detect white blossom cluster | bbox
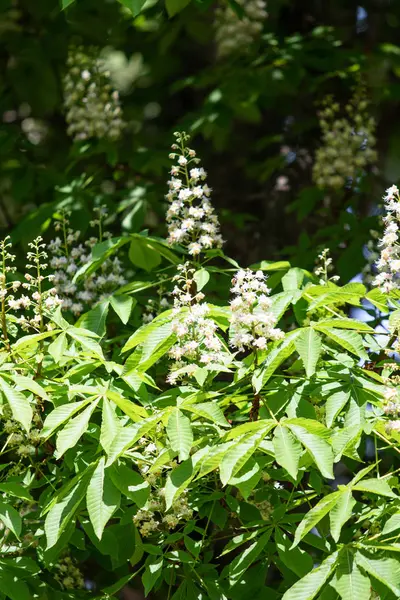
[54,556,85,591]
[63,45,124,142]
[214,0,268,58]
[229,268,283,351]
[166,132,223,256]
[0,237,63,334]
[313,88,377,190]
[382,387,400,416]
[167,264,223,383]
[373,185,400,293]
[48,211,126,316]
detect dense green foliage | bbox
[0,130,398,599]
[1,1,400,599]
[1,0,400,275]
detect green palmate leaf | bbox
[138,321,174,363]
[229,458,261,499]
[13,330,61,352]
[0,571,30,600]
[252,331,300,393]
[316,318,374,332]
[13,375,49,401]
[294,327,322,377]
[142,236,180,264]
[269,291,297,321]
[355,551,400,596]
[110,294,135,324]
[41,399,91,439]
[182,401,229,427]
[73,237,130,283]
[48,331,68,363]
[316,326,368,360]
[225,419,275,440]
[106,389,148,422]
[164,458,194,510]
[118,0,147,17]
[382,512,400,535]
[282,267,305,291]
[61,0,75,8]
[100,397,121,453]
[44,472,91,549]
[55,398,99,458]
[331,425,362,462]
[110,462,150,508]
[293,491,341,547]
[325,389,350,428]
[67,328,104,359]
[77,300,109,337]
[129,236,161,271]
[165,0,191,17]
[275,529,313,578]
[329,489,355,542]
[0,377,32,433]
[142,555,164,597]
[308,283,366,310]
[333,549,370,600]
[273,424,302,479]
[166,409,193,461]
[0,502,22,538]
[86,457,121,540]
[0,483,33,501]
[193,268,210,291]
[227,530,271,586]
[352,478,398,498]
[105,416,160,466]
[286,420,334,479]
[138,332,176,371]
[365,288,388,313]
[219,431,265,486]
[196,441,234,479]
[219,529,260,558]
[122,311,174,353]
[282,551,339,600]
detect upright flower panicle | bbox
[49,209,126,316]
[214,0,268,58]
[312,87,377,190]
[229,268,283,351]
[63,45,124,142]
[314,248,340,285]
[168,263,223,383]
[10,237,63,333]
[373,185,400,293]
[166,132,223,256]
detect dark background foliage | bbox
[1,0,399,279]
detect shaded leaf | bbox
[282,551,339,600]
[110,462,150,508]
[0,502,21,538]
